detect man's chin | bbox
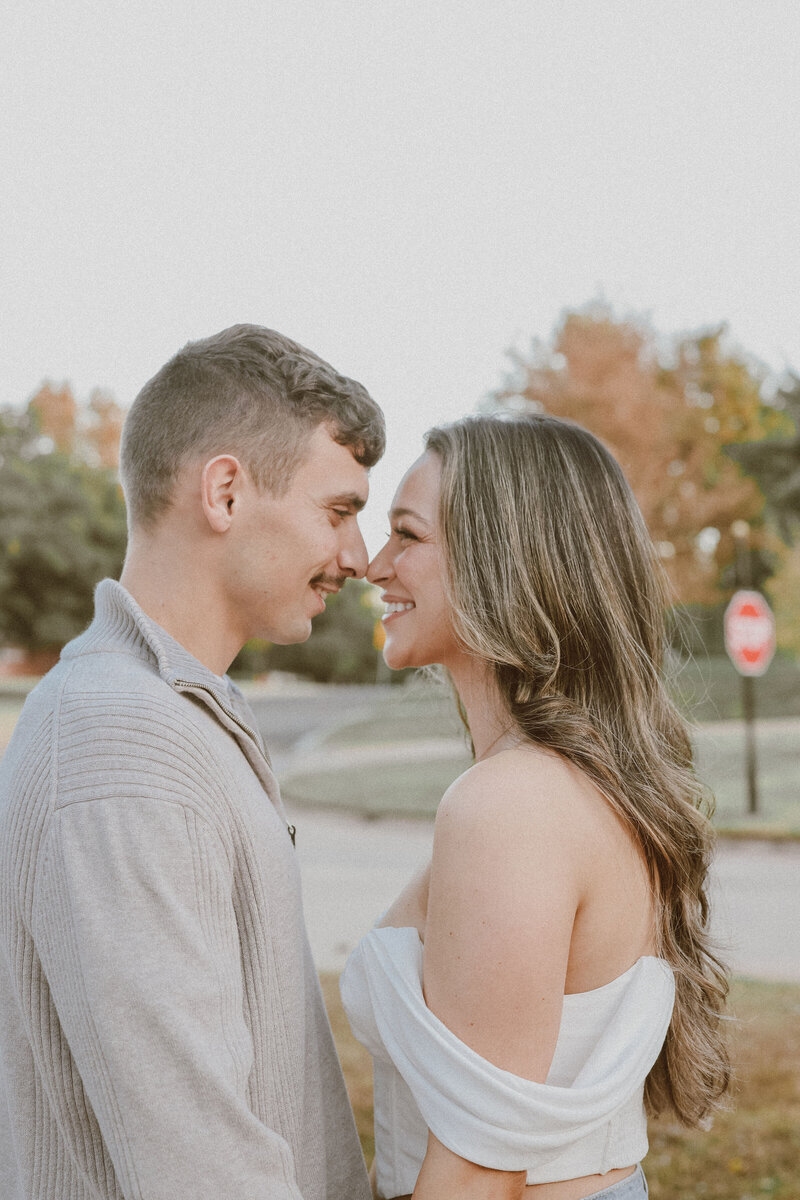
[268,620,314,646]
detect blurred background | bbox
[2,3,799,1194]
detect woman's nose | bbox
[366,541,393,585]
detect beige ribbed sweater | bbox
[0,580,370,1200]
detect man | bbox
[0,325,384,1199]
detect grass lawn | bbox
[311,689,468,747]
[321,973,800,1199]
[282,753,473,817]
[694,723,800,834]
[281,730,800,831]
[280,677,800,833]
[670,654,800,723]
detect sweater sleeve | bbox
[33,794,304,1200]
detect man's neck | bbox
[120,538,240,677]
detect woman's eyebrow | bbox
[389,506,430,524]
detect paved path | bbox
[288,806,800,982]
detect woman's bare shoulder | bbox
[428,745,600,933]
[436,742,608,846]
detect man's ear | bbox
[200,455,245,533]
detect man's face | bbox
[226,423,370,645]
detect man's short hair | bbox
[120,324,385,529]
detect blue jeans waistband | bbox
[585,1165,648,1200]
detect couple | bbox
[0,324,728,1200]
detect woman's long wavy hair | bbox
[425,412,729,1125]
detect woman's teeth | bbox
[384,601,415,615]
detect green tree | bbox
[726,373,800,655]
[727,372,800,540]
[0,405,128,652]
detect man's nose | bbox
[338,523,370,579]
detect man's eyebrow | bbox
[326,491,367,512]
[389,506,430,524]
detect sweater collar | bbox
[62,578,237,703]
[60,578,292,836]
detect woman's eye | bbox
[394,527,417,542]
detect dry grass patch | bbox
[646,978,800,1199]
[321,974,800,1199]
[321,972,376,1162]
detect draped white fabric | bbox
[340,926,675,1190]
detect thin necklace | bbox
[474,726,518,763]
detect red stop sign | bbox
[724,590,776,677]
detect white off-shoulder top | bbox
[340,926,675,1196]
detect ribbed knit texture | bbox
[0,580,370,1200]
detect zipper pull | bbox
[288,823,297,847]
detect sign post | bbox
[723,589,776,815]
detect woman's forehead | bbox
[390,452,441,518]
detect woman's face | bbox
[367,452,459,670]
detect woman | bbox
[340,414,729,1200]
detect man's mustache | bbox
[310,573,347,591]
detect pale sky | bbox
[2,0,799,552]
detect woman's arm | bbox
[376,860,431,932]
[413,1131,526,1200]
[412,750,589,1196]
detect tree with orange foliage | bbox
[28,382,78,455]
[490,305,785,604]
[86,388,125,469]
[27,382,124,468]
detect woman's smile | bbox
[381,595,416,622]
